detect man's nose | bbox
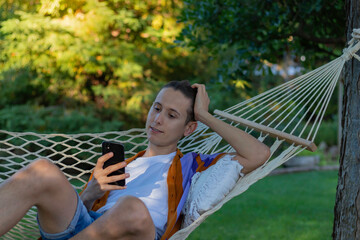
[154,112,164,124]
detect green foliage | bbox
[0,0,217,131]
[296,117,338,146]
[314,120,338,146]
[0,104,124,133]
[0,0,344,133]
[0,0,37,21]
[178,0,345,65]
[177,0,345,116]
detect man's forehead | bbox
[154,88,191,113]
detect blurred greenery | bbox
[0,0,343,145]
[313,120,338,146]
[0,0,218,131]
[177,0,345,77]
[177,0,344,119]
[0,104,124,133]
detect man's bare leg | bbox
[72,196,156,240]
[0,159,78,235]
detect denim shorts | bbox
[37,191,162,240]
[37,191,103,240]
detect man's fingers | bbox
[192,83,209,104]
[93,173,129,189]
[104,173,130,184]
[102,184,127,191]
[192,83,205,90]
[103,161,127,175]
[95,152,113,169]
[192,83,207,96]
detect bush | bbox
[0,105,125,133]
[314,120,338,146]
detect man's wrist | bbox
[196,110,213,124]
[80,191,95,211]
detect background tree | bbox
[0,0,344,150]
[0,0,217,132]
[177,0,345,115]
[332,0,360,238]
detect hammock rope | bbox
[1,28,360,240]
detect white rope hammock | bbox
[1,29,359,240]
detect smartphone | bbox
[101,141,125,186]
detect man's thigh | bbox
[72,196,156,240]
[38,191,102,240]
[34,159,80,235]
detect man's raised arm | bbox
[192,84,271,174]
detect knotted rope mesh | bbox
[1,29,360,240]
[0,129,148,239]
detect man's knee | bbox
[13,158,65,193]
[111,196,155,237]
[123,196,153,231]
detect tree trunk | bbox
[332,0,360,239]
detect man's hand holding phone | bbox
[92,152,129,194]
[80,143,129,210]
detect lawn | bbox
[187,170,338,240]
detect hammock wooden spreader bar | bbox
[214,110,318,152]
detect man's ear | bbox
[184,121,198,137]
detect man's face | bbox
[145,87,196,149]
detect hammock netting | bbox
[1,29,359,240]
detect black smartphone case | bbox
[101,141,125,186]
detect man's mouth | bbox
[150,126,164,133]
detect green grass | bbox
[188,171,338,240]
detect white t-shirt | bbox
[96,151,176,236]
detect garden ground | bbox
[188,170,338,240]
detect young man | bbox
[0,81,270,240]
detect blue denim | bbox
[37,191,103,240]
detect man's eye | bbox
[154,106,160,111]
[169,114,176,118]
